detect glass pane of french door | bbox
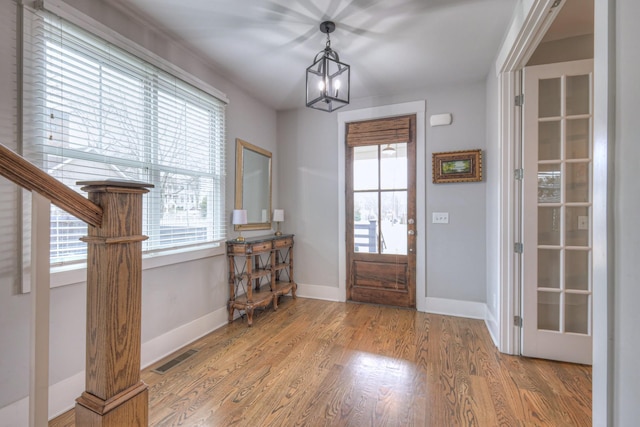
[536,72,592,336]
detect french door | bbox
[521,59,593,364]
[345,115,416,307]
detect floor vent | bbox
[152,349,198,374]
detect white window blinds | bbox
[22,8,227,266]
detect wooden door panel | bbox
[352,260,408,290]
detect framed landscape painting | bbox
[432,149,482,183]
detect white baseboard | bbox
[141,305,231,368]
[0,397,28,427]
[425,297,487,320]
[295,282,344,302]
[0,305,234,424]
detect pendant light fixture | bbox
[306,21,350,112]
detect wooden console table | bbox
[226,234,297,326]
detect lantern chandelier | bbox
[306,21,350,112]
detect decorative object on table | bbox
[232,209,248,241]
[306,21,350,112]
[273,209,284,236]
[432,149,483,184]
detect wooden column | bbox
[75,180,153,427]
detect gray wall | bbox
[277,82,487,304]
[0,0,277,410]
[614,0,640,423]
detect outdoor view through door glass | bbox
[353,143,408,255]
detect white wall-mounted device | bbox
[429,113,452,127]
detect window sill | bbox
[50,244,226,289]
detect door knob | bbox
[408,230,415,236]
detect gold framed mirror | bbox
[235,138,272,231]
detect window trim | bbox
[50,244,226,289]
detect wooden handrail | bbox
[0,144,103,227]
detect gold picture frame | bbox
[432,149,483,183]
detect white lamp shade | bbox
[232,209,248,225]
[273,209,285,222]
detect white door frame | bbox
[496,0,613,425]
[337,101,427,312]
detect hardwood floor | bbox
[50,297,591,426]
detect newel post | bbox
[74,180,153,427]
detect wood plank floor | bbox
[50,297,591,426]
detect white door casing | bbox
[522,59,594,365]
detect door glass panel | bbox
[566,74,590,116]
[538,121,561,160]
[539,78,561,118]
[380,191,407,255]
[353,146,378,191]
[353,192,378,253]
[565,293,589,334]
[538,207,561,246]
[538,164,561,203]
[565,250,589,290]
[538,249,560,288]
[566,207,589,246]
[565,162,589,203]
[538,291,560,331]
[381,143,407,190]
[566,119,590,159]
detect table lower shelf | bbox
[228,281,297,326]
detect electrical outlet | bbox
[432,212,449,224]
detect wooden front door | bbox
[346,115,417,307]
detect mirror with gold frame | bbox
[235,138,272,231]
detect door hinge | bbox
[515,94,524,107]
[514,315,523,327]
[514,242,523,254]
[514,168,524,181]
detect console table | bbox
[226,234,297,326]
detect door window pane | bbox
[538,291,560,331]
[566,118,590,159]
[538,164,561,203]
[381,191,407,255]
[565,250,589,291]
[538,249,560,288]
[381,143,407,190]
[538,121,561,160]
[565,162,589,203]
[566,74,590,116]
[566,207,589,246]
[565,293,589,334]
[354,192,378,253]
[538,207,561,246]
[539,78,561,118]
[353,145,379,191]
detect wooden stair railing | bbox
[0,144,152,427]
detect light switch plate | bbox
[432,212,449,224]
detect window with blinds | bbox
[22,8,227,266]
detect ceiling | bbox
[104,0,521,111]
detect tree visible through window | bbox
[23,9,227,266]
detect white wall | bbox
[614,0,640,423]
[0,0,277,418]
[277,82,487,307]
